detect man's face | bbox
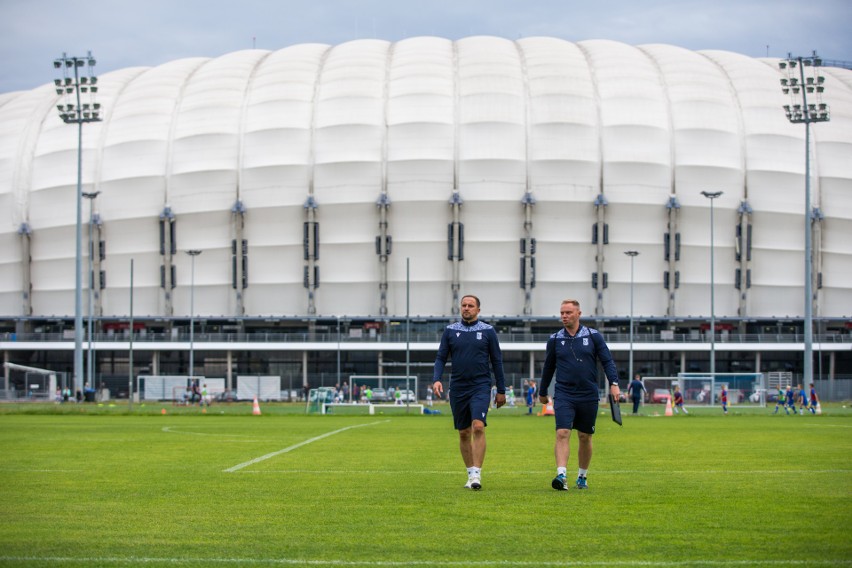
[460,297,480,323]
[560,302,581,329]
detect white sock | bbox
[557,467,567,477]
[578,468,588,478]
[467,467,475,477]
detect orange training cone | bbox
[161,408,167,415]
[252,397,262,416]
[664,396,673,416]
[543,401,555,416]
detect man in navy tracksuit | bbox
[433,295,506,490]
[539,299,620,491]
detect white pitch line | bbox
[0,555,849,566]
[228,468,852,476]
[223,420,388,473]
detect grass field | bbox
[0,401,850,567]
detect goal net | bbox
[320,403,425,416]
[348,375,418,404]
[676,373,766,407]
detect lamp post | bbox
[186,250,202,379]
[701,191,723,378]
[779,52,830,386]
[82,190,100,389]
[624,251,639,383]
[54,52,100,397]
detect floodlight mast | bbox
[624,251,639,383]
[779,51,830,386]
[54,51,101,398]
[700,191,723,377]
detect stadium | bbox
[0,37,850,399]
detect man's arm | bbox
[432,329,449,397]
[593,333,620,398]
[539,338,556,403]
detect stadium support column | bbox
[160,207,176,316]
[736,200,753,323]
[82,191,101,389]
[593,195,608,316]
[665,197,680,317]
[18,223,32,323]
[779,51,830,388]
[303,196,319,315]
[232,200,247,317]
[520,192,536,315]
[376,193,391,316]
[448,191,464,315]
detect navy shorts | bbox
[553,396,598,434]
[450,387,491,430]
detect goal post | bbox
[320,403,425,416]
[676,372,766,407]
[348,375,418,404]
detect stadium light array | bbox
[779,51,830,386]
[54,51,101,397]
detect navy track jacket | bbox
[433,320,506,396]
[539,326,618,402]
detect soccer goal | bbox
[320,402,424,416]
[676,372,766,407]
[349,375,418,404]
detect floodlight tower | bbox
[53,52,101,396]
[701,191,723,377]
[186,250,203,380]
[624,251,639,383]
[779,51,830,385]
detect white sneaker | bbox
[469,475,481,491]
[464,478,473,489]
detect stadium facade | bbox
[0,37,850,398]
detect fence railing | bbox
[3,331,850,344]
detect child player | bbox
[672,385,688,414]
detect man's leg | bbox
[576,431,593,489]
[458,427,473,467]
[551,428,571,490]
[470,419,486,467]
[460,421,486,490]
[577,432,593,469]
[555,428,571,468]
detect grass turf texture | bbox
[0,402,849,567]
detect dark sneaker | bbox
[576,476,588,490]
[551,474,568,491]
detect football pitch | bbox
[0,402,850,567]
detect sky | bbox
[1,0,851,94]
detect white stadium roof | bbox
[0,37,850,319]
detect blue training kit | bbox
[433,319,506,431]
[539,326,618,402]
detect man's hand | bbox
[495,393,506,408]
[539,394,549,405]
[610,383,621,401]
[432,381,443,398]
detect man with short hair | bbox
[433,295,506,490]
[539,299,619,491]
